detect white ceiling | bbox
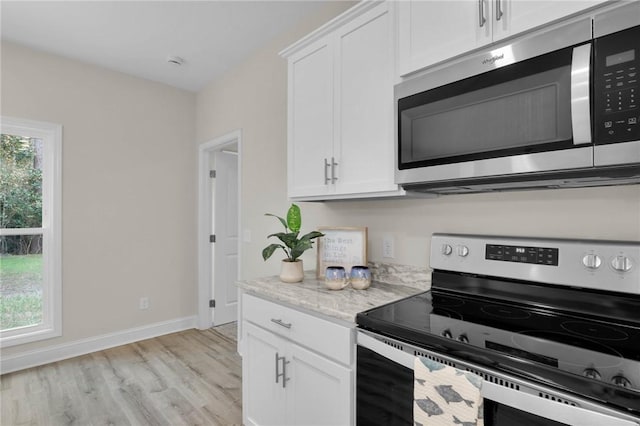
[1,1,329,92]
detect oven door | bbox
[357,331,640,426]
[395,20,594,186]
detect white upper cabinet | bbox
[336,3,399,196]
[398,0,609,76]
[282,1,404,201]
[398,0,492,75]
[492,0,608,40]
[288,38,334,198]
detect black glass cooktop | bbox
[356,270,640,416]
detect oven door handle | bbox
[357,332,639,426]
[483,382,639,426]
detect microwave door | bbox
[396,42,594,186]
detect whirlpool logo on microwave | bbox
[482,53,504,65]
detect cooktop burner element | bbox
[561,320,630,341]
[432,294,465,307]
[432,307,463,319]
[356,234,640,418]
[515,330,623,358]
[481,304,531,320]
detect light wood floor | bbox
[0,323,242,426]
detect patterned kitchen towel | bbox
[414,357,484,426]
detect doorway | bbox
[198,130,242,329]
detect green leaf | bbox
[267,232,299,250]
[262,244,284,261]
[299,231,324,242]
[286,204,301,233]
[265,213,288,230]
[290,239,313,262]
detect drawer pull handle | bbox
[271,318,292,329]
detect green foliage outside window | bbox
[1,133,43,254]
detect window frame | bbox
[1,117,62,347]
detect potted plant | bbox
[262,203,324,283]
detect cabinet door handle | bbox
[281,356,290,389]
[270,318,292,329]
[478,0,486,27]
[331,157,338,183]
[275,353,290,388]
[324,158,331,184]
[275,352,287,384]
[495,0,503,21]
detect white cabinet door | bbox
[287,343,352,426]
[241,293,355,426]
[287,39,334,198]
[398,0,491,75]
[335,2,399,196]
[493,0,609,41]
[284,1,403,201]
[242,322,286,426]
[398,0,609,76]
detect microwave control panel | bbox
[594,25,639,145]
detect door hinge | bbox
[210,170,216,178]
[210,234,216,243]
[209,299,215,308]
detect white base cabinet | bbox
[241,294,354,426]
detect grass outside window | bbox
[0,254,43,330]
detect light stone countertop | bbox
[236,271,426,324]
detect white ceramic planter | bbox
[280,259,304,283]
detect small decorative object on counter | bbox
[325,266,349,290]
[350,265,371,290]
[262,203,324,283]
[316,227,368,278]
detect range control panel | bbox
[430,234,640,296]
[486,244,559,266]
[594,25,640,145]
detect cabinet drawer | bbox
[242,293,352,365]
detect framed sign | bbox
[316,227,368,278]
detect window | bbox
[1,117,62,347]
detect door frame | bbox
[197,129,242,329]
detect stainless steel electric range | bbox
[356,234,640,425]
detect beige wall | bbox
[1,41,197,356]
[197,2,640,281]
[196,1,356,279]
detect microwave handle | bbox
[571,43,592,145]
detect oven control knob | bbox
[457,245,469,257]
[582,254,602,270]
[612,375,632,388]
[442,244,453,256]
[457,334,469,343]
[441,329,452,339]
[611,255,633,272]
[583,368,601,380]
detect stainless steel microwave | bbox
[396,3,640,193]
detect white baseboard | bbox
[0,316,197,375]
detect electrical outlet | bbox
[383,235,395,258]
[139,297,149,310]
